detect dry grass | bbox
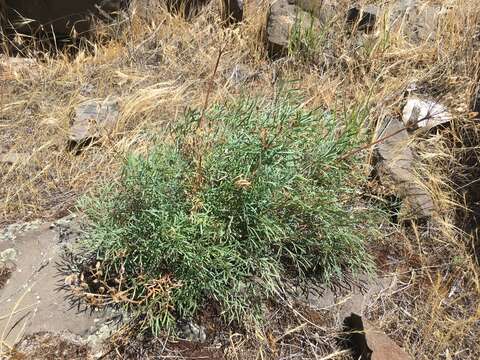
[1,0,480,358]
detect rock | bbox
[0,248,16,262]
[0,220,42,243]
[0,152,29,165]
[178,320,207,343]
[223,0,243,23]
[0,248,16,289]
[2,0,125,36]
[344,313,411,360]
[402,97,452,130]
[291,273,392,319]
[51,214,84,244]
[68,98,120,151]
[293,0,335,23]
[266,0,323,58]
[86,323,114,356]
[228,64,258,85]
[397,1,439,39]
[266,0,296,58]
[389,0,440,43]
[348,0,441,43]
[10,331,91,360]
[0,223,112,350]
[374,116,434,220]
[346,5,379,32]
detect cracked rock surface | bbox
[0,218,115,356]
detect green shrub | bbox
[76,95,375,335]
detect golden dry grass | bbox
[1,0,479,358]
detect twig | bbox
[198,46,224,129]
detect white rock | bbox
[402,97,452,130]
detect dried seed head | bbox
[234,178,251,189]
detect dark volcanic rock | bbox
[346,5,378,32]
[223,0,243,24]
[2,0,126,36]
[344,313,411,360]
